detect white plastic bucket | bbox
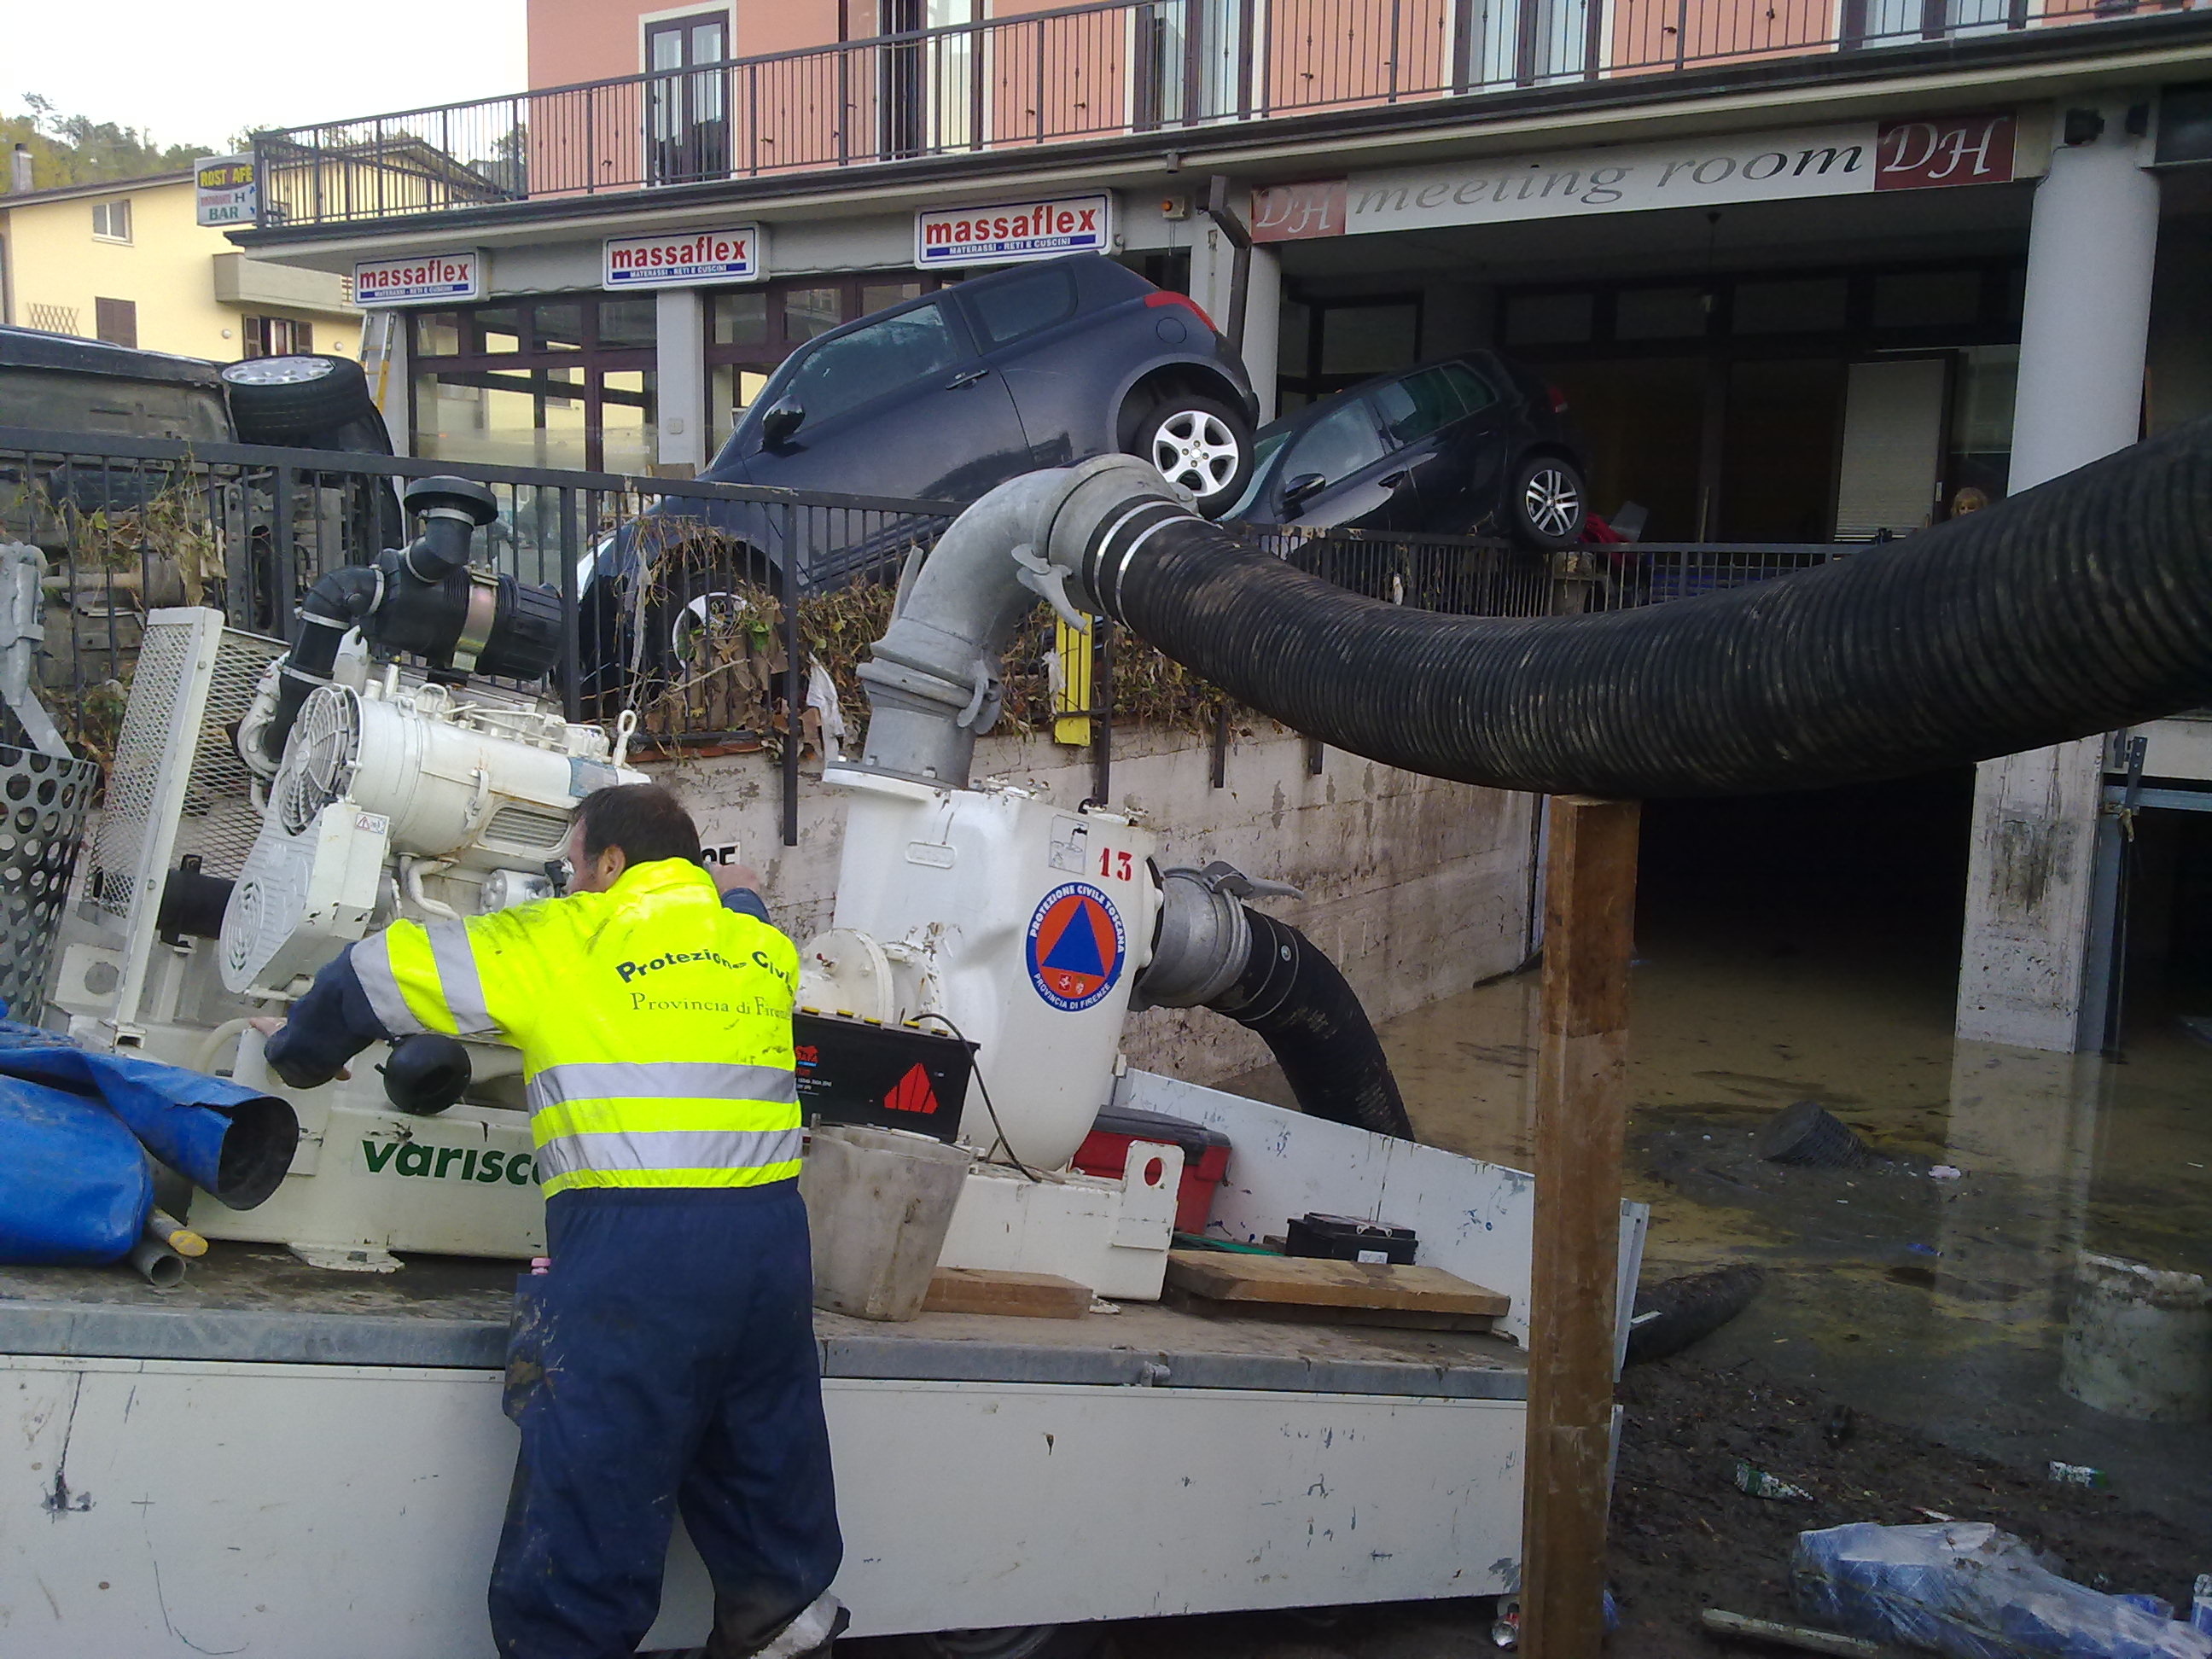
[801,1125,972,1322]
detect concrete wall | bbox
[660,723,1539,1086]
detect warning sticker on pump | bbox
[1026,882,1126,1012]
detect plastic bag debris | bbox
[1793,1522,2212,1659]
[1738,1461,1813,1501]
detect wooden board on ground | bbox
[923,1268,1092,1320]
[1163,1250,1508,1332]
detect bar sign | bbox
[354,251,482,306]
[604,225,763,288]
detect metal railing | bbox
[1579,540,1853,609]
[0,428,956,842]
[252,0,2148,227]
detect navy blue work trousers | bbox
[489,1183,842,1658]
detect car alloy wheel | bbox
[1146,407,1243,501]
[1522,464,1582,542]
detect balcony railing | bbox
[250,0,2158,228]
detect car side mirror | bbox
[1282,472,1327,510]
[760,398,806,447]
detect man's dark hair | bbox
[576,783,702,867]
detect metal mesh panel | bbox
[85,621,281,924]
[0,744,102,1022]
[178,630,284,878]
[85,616,200,923]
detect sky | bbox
[9,0,529,154]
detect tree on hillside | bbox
[3,94,207,191]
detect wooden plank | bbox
[922,1268,1092,1320]
[1522,795,1641,1659]
[1164,1250,1510,1317]
[1161,1287,1496,1333]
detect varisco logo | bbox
[363,1140,538,1185]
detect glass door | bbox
[648,13,731,184]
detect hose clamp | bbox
[451,568,499,671]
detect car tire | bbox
[220,355,380,445]
[1121,392,1253,519]
[885,1625,1103,1659]
[1509,454,1587,550]
[643,540,773,677]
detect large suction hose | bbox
[1034,424,2212,798]
[1140,864,1414,1138]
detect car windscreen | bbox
[1224,428,1289,519]
[776,301,963,430]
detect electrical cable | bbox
[909,1011,1043,1182]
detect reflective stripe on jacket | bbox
[349,858,801,1196]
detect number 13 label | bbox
[1097,847,1134,882]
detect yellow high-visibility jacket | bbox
[349,858,801,1196]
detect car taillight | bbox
[1146,290,1217,332]
[1547,384,1570,414]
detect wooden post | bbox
[1520,795,1641,1659]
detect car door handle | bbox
[1380,472,1412,489]
[946,368,991,388]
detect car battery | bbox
[1284,1212,1418,1266]
[793,1011,973,1144]
[1074,1104,1232,1234]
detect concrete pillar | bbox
[1955,99,2157,1051]
[1190,225,1281,423]
[364,311,410,456]
[1243,244,1281,424]
[655,286,708,474]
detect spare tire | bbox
[220,355,380,444]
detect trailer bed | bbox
[0,1245,1527,1400]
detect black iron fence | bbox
[1,428,1870,835]
[0,427,954,841]
[253,0,2139,226]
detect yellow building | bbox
[0,171,360,363]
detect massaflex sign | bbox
[353,251,482,306]
[604,225,763,288]
[916,194,1112,267]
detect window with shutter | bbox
[94,298,137,347]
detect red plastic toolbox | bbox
[1074,1106,1232,1235]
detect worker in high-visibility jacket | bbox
[255,783,844,1659]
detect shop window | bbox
[1319,300,1422,375]
[410,295,658,473]
[243,316,313,358]
[713,291,770,348]
[966,265,1078,348]
[416,312,464,357]
[1732,278,1848,335]
[1285,399,1388,486]
[781,301,960,429]
[1503,291,1593,346]
[1615,286,1707,341]
[535,301,587,352]
[859,280,924,317]
[91,199,132,242]
[783,288,843,344]
[1871,270,1982,331]
[599,298,658,351]
[94,297,137,348]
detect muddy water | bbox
[1221,894,2212,1533]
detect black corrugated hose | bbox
[1074,420,2212,798]
[1212,904,1415,1140]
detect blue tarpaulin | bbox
[0,1016,298,1211]
[0,1078,151,1265]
